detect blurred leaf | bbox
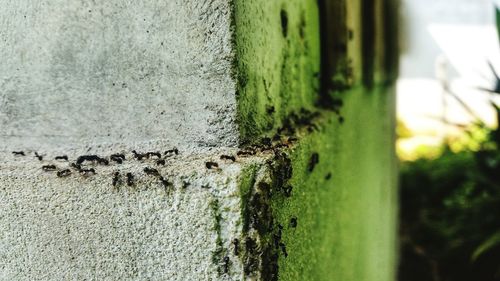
[471,231,500,262]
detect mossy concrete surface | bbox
[233,0,321,144]
[274,86,397,281]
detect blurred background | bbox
[397,0,500,280]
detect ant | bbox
[132,150,145,160]
[279,243,288,258]
[80,168,96,176]
[55,155,68,161]
[146,152,161,159]
[206,161,219,169]
[57,169,71,177]
[112,172,121,187]
[220,155,236,162]
[237,149,256,157]
[144,167,161,177]
[308,153,319,172]
[282,185,293,197]
[34,152,43,161]
[164,148,179,156]
[232,239,240,256]
[261,137,272,147]
[76,155,108,165]
[42,165,57,171]
[156,159,166,166]
[12,151,25,156]
[223,256,230,274]
[126,173,134,186]
[182,181,190,189]
[110,154,125,164]
[159,176,171,189]
[325,173,332,180]
[290,217,298,228]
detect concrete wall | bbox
[0,0,398,280]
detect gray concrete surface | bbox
[0,0,238,151]
[0,148,261,280]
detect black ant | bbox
[159,176,171,189]
[146,152,161,159]
[206,161,219,169]
[12,151,25,156]
[55,155,68,161]
[132,150,145,160]
[144,167,161,177]
[279,243,288,258]
[156,159,166,166]
[232,239,240,256]
[237,149,256,157]
[126,173,134,186]
[290,217,298,228]
[325,173,332,180]
[110,154,125,164]
[223,256,230,274]
[338,116,345,124]
[308,152,319,172]
[261,137,272,147]
[282,185,293,197]
[34,152,43,161]
[42,165,57,171]
[80,168,96,176]
[112,172,121,187]
[76,155,108,165]
[164,148,179,156]
[220,155,236,162]
[57,169,71,177]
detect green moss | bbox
[233,0,321,144]
[271,86,398,281]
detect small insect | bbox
[146,152,162,159]
[131,150,145,160]
[282,185,293,197]
[325,173,332,180]
[266,106,275,114]
[156,159,166,166]
[55,155,68,161]
[223,256,230,274]
[56,169,71,177]
[70,163,81,170]
[159,176,171,189]
[42,165,57,171]
[237,149,256,157]
[261,137,272,147]
[232,239,240,256]
[279,243,288,258]
[182,181,190,189]
[164,148,179,156]
[126,173,134,186]
[220,155,236,162]
[112,172,121,187]
[34,152,43,161]
[205,161,219,169]
[110,154,125,164]
[80,168,96,176]
[308,152,319,172]
[144,167,161,177]
[76,155,108,165]
[338,116,345,124]
[12,151,25,156]
[290,217,298,228]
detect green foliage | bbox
[399,121,500,280]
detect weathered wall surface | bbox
[0,0,238,150]
[0,0,398,280]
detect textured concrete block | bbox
[0,0,237,150]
